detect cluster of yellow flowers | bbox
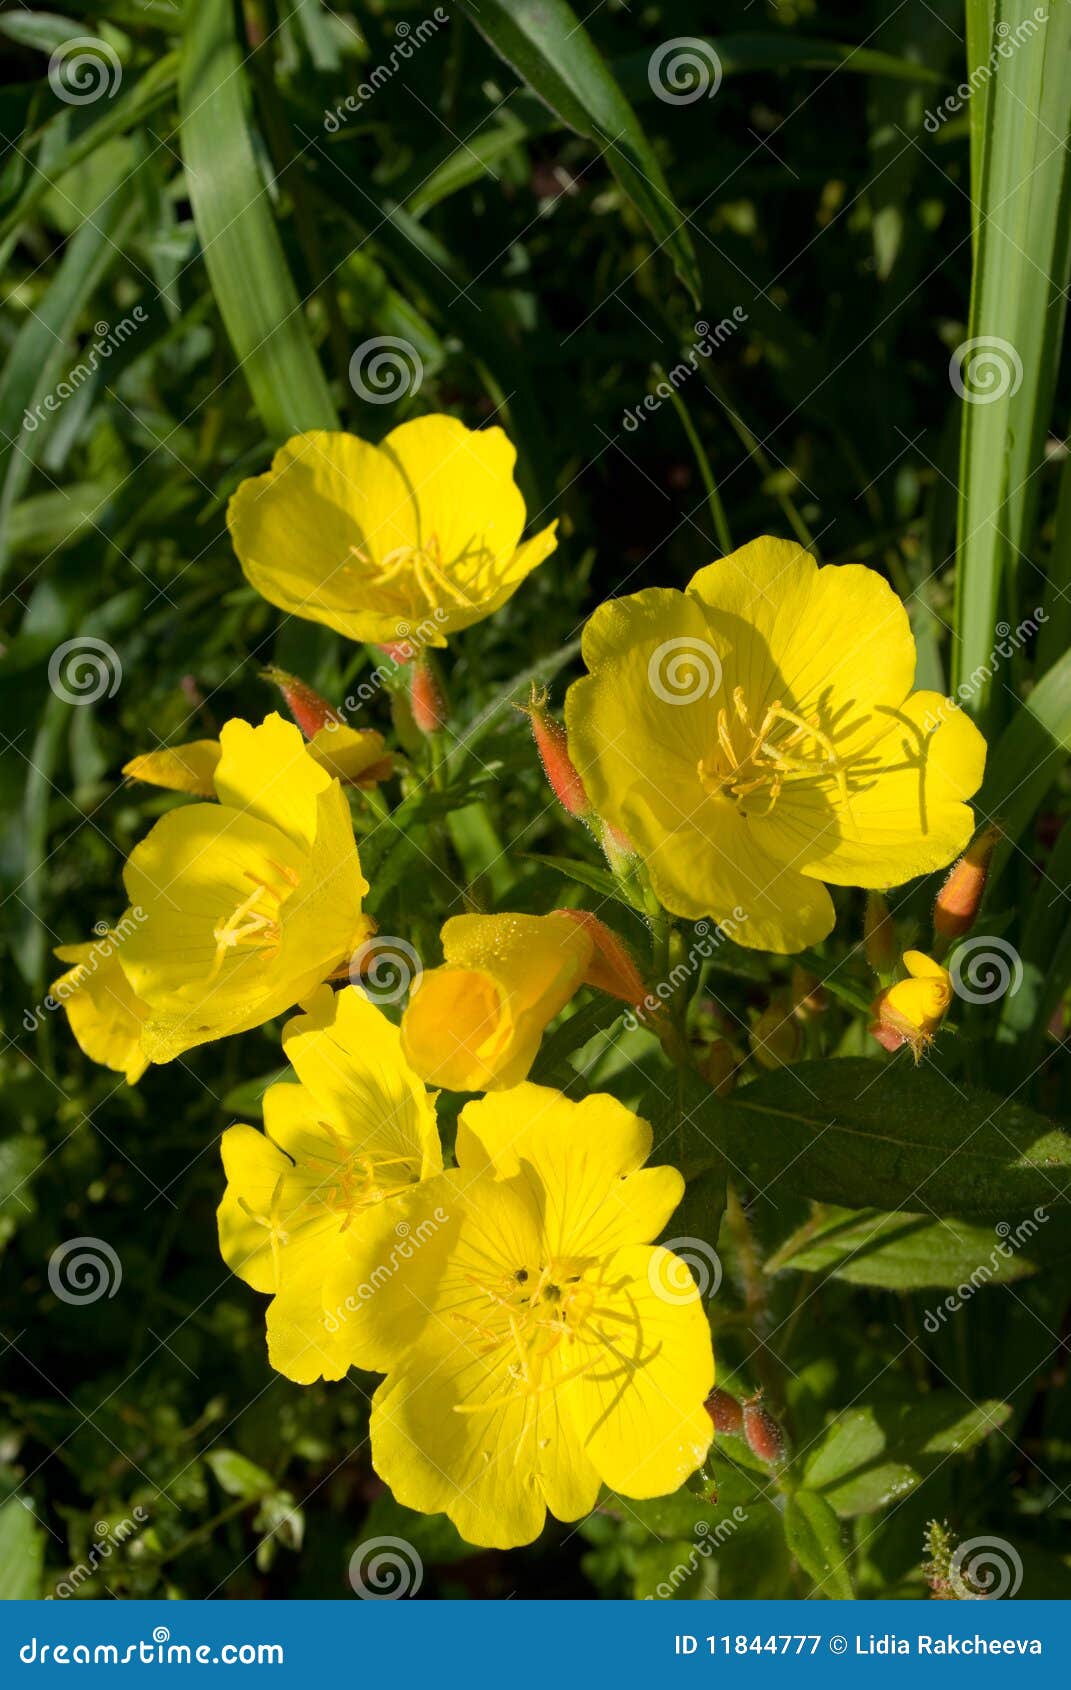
[54,415,987,1548]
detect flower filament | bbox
[698,685,849,815]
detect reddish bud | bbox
[553,909,647,1010]
[743,1398,786,1465]
[409,657,448,735]
[864,891,896,976]
[517,684,591,820]
[704,1387,744,1436]
[934,824,1001,941]
[260,666,341,739]
[379,638,417,667]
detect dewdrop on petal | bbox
[934,823,1001,942]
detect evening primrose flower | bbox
[326,1083,714,1549]
[217,985,440,1384]
[227,416,558,647]
[565,537,987,953]
[118,714,371,1064]
[869,950,953,1059]
[51,917,149,1085]
[399,912,593,1092]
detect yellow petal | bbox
[123,740,221,798]
[457,1083,684,1256]
[51,921,149,1084]
[214,713,331,851]
[217,1120,293,1293]
[306,724,393,787]
[563,1244,714,1498]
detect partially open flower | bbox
[869,949,953,1060]
[399,912,592,1092]
[227,416,557,647]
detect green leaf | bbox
[179,0,336,440]
[455,0,701,303]
[701,1059,1071,1216]
[784,1491,854,1598]
[803,1395,1010,1518]
[953,0,1071,731]
[766,1204,1068,1290]
[0,1497,45,1599]
[523,852,638,909]
[980,644,1071,866]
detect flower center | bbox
[451,1258,598,1413]
[697,685,848,816]
[346,533,482,615]
[210,863,298,978]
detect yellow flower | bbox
[399,912,593,1091]
[118,714,371,1063]
[217,985,440,1384]
[124,723,391,794]
[869,950,953,1059]
[227,416,558,647]
[51,916,149,1085]
[326,1083,714,1549]
[565,537,987,953]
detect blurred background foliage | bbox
[2,0,1071,1599]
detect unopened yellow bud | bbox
[869,950,952,1061]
